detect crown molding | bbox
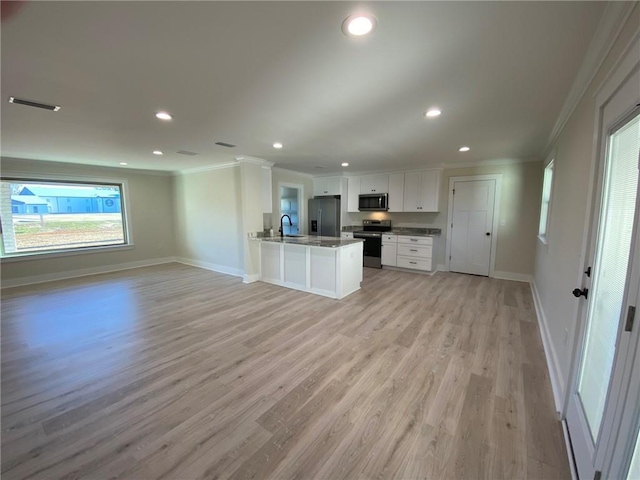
[175,161,239,175]
[311,157,539,177]
[233,155,274,168]
[271,167,314,179]
[544,2,636,155]
[0,157,173,177]
[441,157,541,170]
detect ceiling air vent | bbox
[176,150,199,156]
[215,142,236,148]
[8,96,60,112]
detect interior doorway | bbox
[445,174,501,276]
[279,183,303,235]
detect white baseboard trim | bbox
[242,273,260,284]
[531,279,565,415]
[492,271,533,282]
[436,264,447,272]
[175,257,243,278]
[1,257,178,289]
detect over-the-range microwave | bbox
[358,193,388,211]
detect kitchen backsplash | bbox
[341,211,445,231]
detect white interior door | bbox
[565,64,640,480]
[449,179,496,276]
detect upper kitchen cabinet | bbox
[360,174,389,194]
[388,173,404,212]
[403,170,441,212]
[313,176,343,196]
[347,176,361,212]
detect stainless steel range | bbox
[353,220,391,269]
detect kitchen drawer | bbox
[397,236,433,246]
[397,244,431,258]
[397,256,432,271]
[382,234,397,243]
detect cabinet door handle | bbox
[410,249,418,252]
[410,239,417,242]
[410,261,417,265]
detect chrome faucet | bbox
[280,214,292,237]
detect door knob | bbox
[486,232,491,236]
[573,288,589,299]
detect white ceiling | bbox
[1,1,606,175]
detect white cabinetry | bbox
[313,176,342,196]
[347,177,361,212]
[259,241,364,299]
[388,173,404,212]
[360,174,389,194]
[341,232,354,239]
[403,170,440,212]
[381,234,397,267]
[396,236,433,271]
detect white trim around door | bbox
[277,181,305,235]
[445,174,502,277]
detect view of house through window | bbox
[538,160,555,240]
[0,180,127,256]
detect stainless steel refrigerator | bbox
[308,196,341,237]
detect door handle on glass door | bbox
[573,288,588,299]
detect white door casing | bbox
[278,182,304,234]
[446,175,501,276]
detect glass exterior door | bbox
[576,113,640,444]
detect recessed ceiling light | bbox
[155,111,172,120]
[119,162,128,165]
[459,146,470,152]
[342,14,377,37]
[341,162,349,167]
[273,142,283,149]
[152,150,163,155]
[425,109,442,118]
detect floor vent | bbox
[8,96,60,111]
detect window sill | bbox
[1,244,135,263]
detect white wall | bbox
[0,157,176,286]
[533,4,640,404]
[240,163,266,279]
[173,166,244,276]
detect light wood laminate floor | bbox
[1,263,570,480]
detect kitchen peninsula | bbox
[255,236,364,299]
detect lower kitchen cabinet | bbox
[381,241,397,266]
[397,255,432,271]
[384,235,434,272]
